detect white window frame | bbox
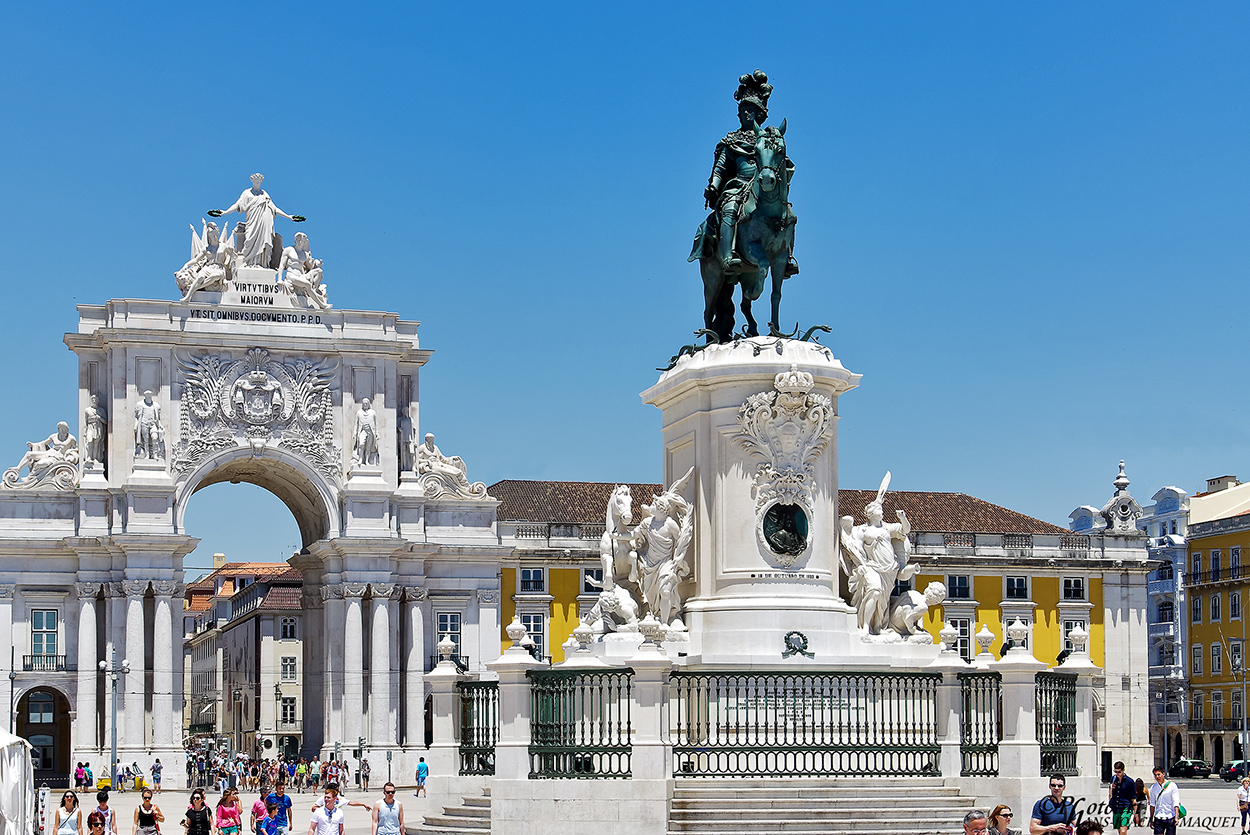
[947,575,971,600]
[1192,552,1203,576]
[1005,576,1028,600]
[949,617,972,662]
[1194,691,1204,720]
[582,568,604,594]
[1213,593,1223,623]
[1234,591,1243,622]
[280,656,297,681]
[280,697,297,724]
[30,609,58,657]
[1193,596,1203,625]
[1193,644,1204,676]
[279,617,297,640]
[520,612,546,658]
[1212,550,1223,580]
[27,691,54,724]
[1213,643,1224,676]
[1235,689,1244,721]
[1233,640,1244,673]
[437,611,463,656]
[1213,689,1225,720]
[519,568,546,594]
[1063,619,1087,653]
[1062,577,1086,601]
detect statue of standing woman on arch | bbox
[210,173,306,269]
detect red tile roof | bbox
[489,480,1066,535]
[259,586,303,610]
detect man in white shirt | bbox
[306,787,344,835]
[1146,766,1181,835]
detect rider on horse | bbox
[691,70,797,277]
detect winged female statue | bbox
[628,467,695,628]
[175,219,236,300]
[839,471,916,635]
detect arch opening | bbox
[177,448,339,548]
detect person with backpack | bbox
[1147,766,1182,835]
[1108,761,1136,835]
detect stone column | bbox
[386,588,400,746]
[476,589,500,666]
[104,581,126,751]
[123,580,148,750]
[321,586,345,754]
[301,588,324,756]
[402,587,427,747]
[0,585,13,738]
[342,583,367,750]
[486,626,544,782]
[626,636,674,782]
[151,581,180,748]
[75,583,102,753]
[170,583,185,752]
[369,584,395,750]
[991,628,1048,822]
[1059,625,1102,781]
[930,629,967,779]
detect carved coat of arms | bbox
[172,348,341,481]
[735,364,833,567]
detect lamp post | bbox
[98,649,130,788]
[232,688,242,756]
[274,683,282,758]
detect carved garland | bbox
[735,364,833,568]
[172,348,342,483]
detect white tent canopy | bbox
[0,730,33,835]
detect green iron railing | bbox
[958,670,1001,776]
[528,668,633,778]
[458,680,498,776]
[670,670,942,777]
[1036,671,1077,776]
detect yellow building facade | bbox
[1184,513,1250,766]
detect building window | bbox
[280,618,297,640]
[1235,547,1243,578]
[1213,594,1222,622]
[27,691,53,724]
[1157,601,1174,623]
[1063,620,1087,653]
[1193,644,1204,676]
[1213,644,1224,676]
[583,569,603,594]
[1171,520,1177,534]
[1158,563,1174,581]
[1062,577,1085,601]
[520,613,545,656]
[1212,551,1223,581]
[520,568,545,593]
[1234,641,1244,673]
[437,612,462,655]
[1192,553,1202,576]
[1234,592,1242,621]
[1194,691,1204,720]
[280,697,297,724]
[1237,690,1245,721]
[1214,691,1225,720]
[893,578,912,595]
[1193,596,1203,625]
[948,576,970,599]
[949,617,972,662]
[280,657,297,681]
[1159,644,1176,665]
[30,610,56,656]
[1005,576,1028,599]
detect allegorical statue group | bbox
[175,173,329,309]
[583,468,695,636]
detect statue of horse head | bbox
[605,484,633,531]
[754,118,788,201]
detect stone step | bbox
[672,798,975,811]
[673,786,967,798]
[441,805,489,818]
[480,788,491,797]
[422,812,491,829]
[669,820,961,834]
[461,797,491,808]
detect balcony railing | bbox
[1189,565,1250,587]
[1148,622,1177,641]
[276,720,302,731]
[23,654,66,672]
[1149,663,1184,680]
[1188,717,1244,731]
[1148,577,1178,596]
[514,523,607,541]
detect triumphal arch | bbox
[0,182,504,774]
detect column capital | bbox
[404,586,428,602]
[370,583,397,599]
[105,581,126,598]
[342,582,369,598]
[321,585,344,601]
[122,579,149,598]
[151,580,184,598]
[476,589,500,604]
[75,582,103,599]
[0,584,13,600]
[302,589,322,609]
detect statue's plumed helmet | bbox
[864,501,884,518]
[734,69,772,116]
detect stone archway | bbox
[175,445,339,547]
[17,686,72,786]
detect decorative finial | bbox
[938,622,960,654]
[1114,460,1130,493]
[974,625,995,656]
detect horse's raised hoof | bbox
[785,258,799,277]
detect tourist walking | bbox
[988,804,1019,835]
[305,788,344,835]
[1109,761,1136,835]
[75,764,87,791]
[265,782,295,835]
[94,791,119,835]
[359,759,370,792]
[370,784,404,835]
[1147,766,1182,835]
[1029,775,1075,834]
[152,759,164,794]
[963,810,990,835]
[87,811,108,835]
[133,789,165,835]
[1134,779,1147,827]
[182,790,215,835]
[1238,776,1250,835]
[215,789,242,835]
[250,793,268,835]
[413,758,427,798]
[55,790,83,835]
[1075,822,1104,835]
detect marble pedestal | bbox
[641,337,914,666]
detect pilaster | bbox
[75,582,102,752]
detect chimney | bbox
[213,552,226,569]
[1206,475,1241,494]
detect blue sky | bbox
[2,4,1248,575]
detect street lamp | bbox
[232,688,242,756]
[274,683,283,756]
[98,650,130,788]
